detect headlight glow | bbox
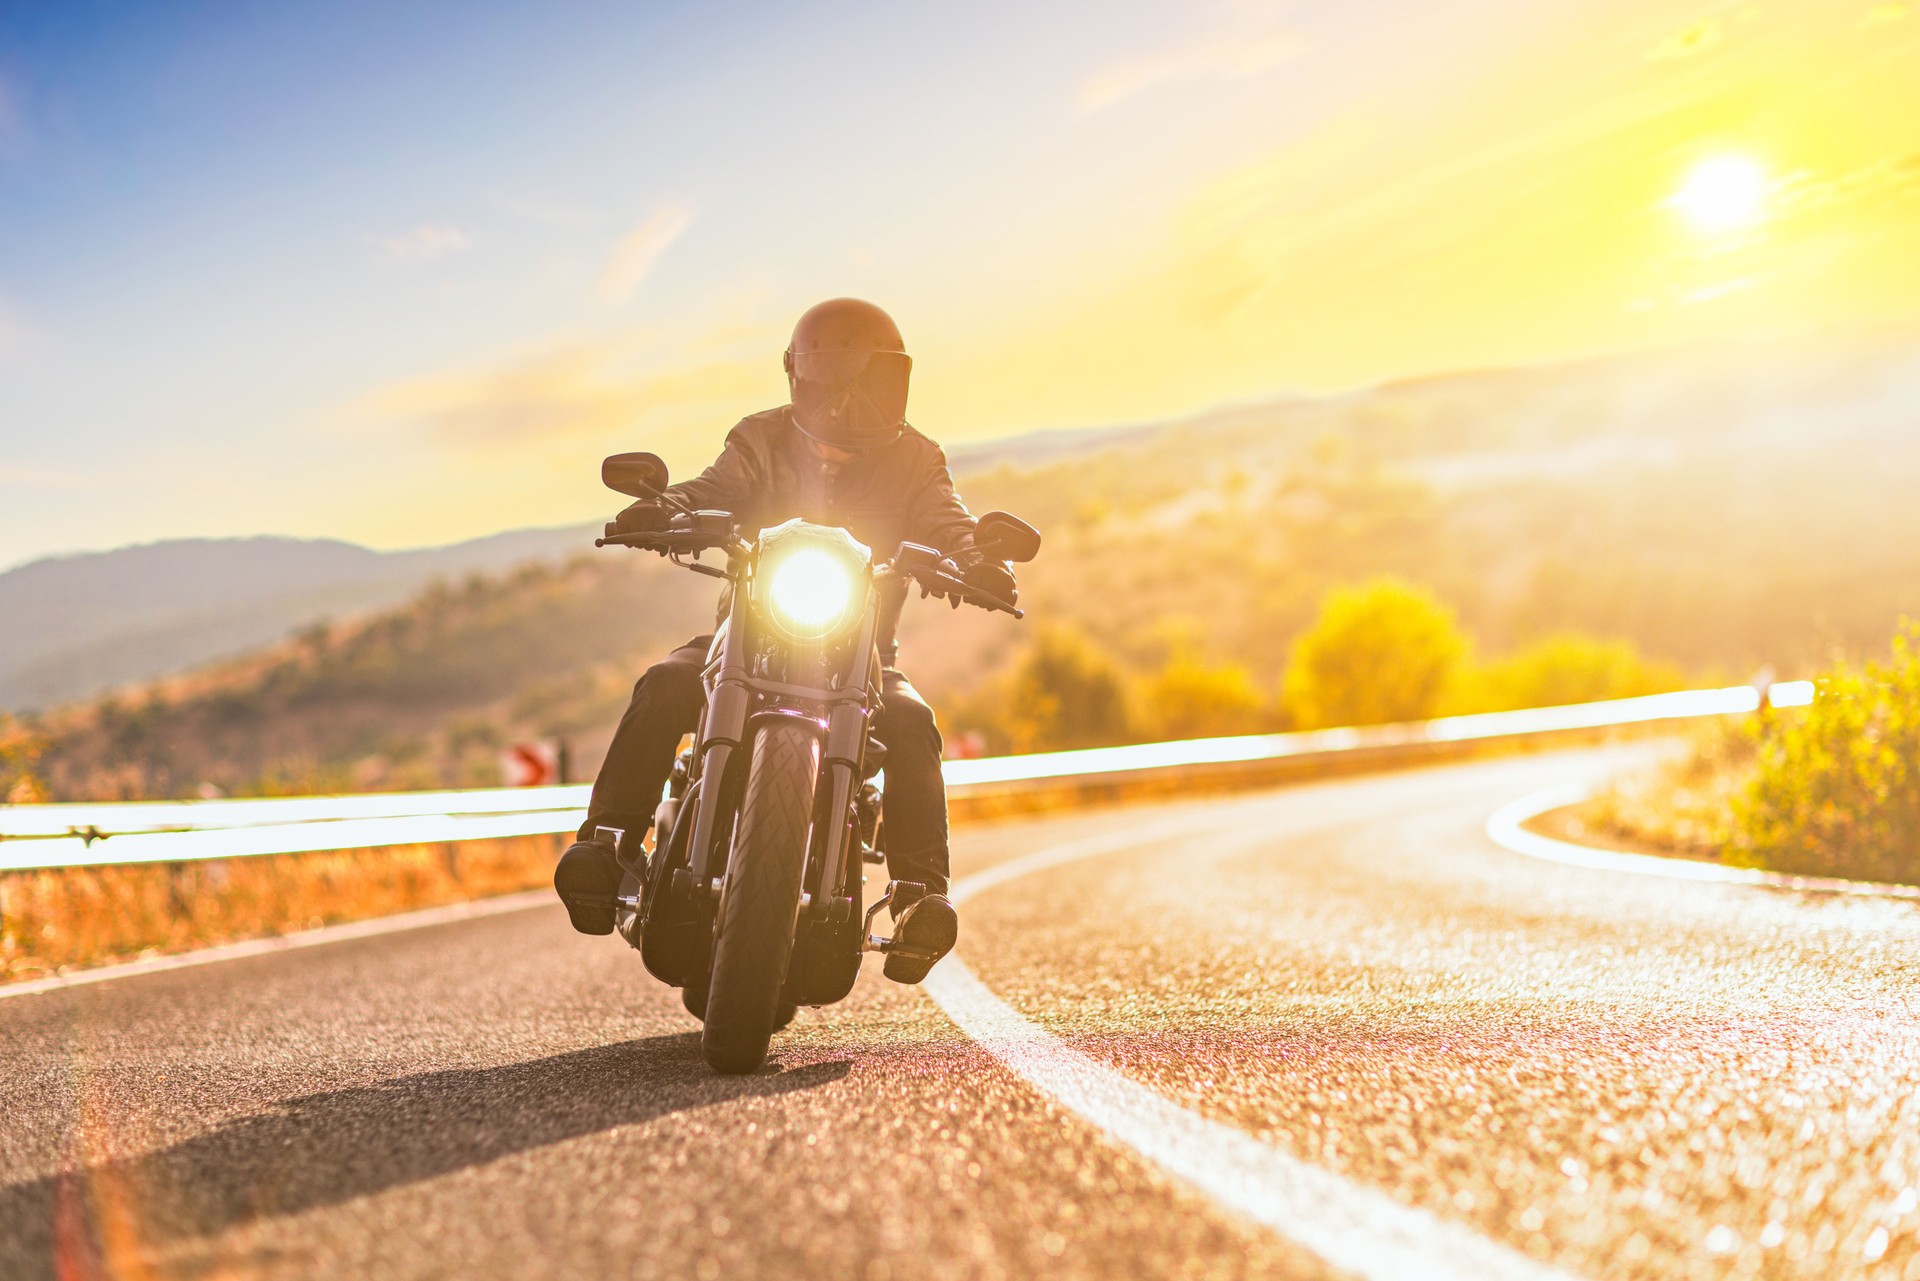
[768,547,854,634]
[752,520,872,644]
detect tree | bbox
[1143,653,1268,740]
[1001,627,1133,752]
[0,714,47,804]
[1280,579,1466,729]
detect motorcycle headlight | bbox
[754,521,872,645]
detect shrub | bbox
[1730,621,1920,881]
[1280,579,1467,728]
[1454,634,1686,712]
[1000,627,1134,752]
[1142,653,1269,740]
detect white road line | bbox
[1486,786,1920,900]
[0,889,554,1001]
[925,826,1588,1281]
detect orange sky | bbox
[2,0,1917,564]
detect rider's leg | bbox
[576,636,712,842]
[871,669,949,895]
[556,636,710,934]
[871,670,957,983]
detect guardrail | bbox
[0,680,1814,874]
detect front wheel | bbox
[702,722,818,1073]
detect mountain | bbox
[10,331,1920,802]
[0,525,597,711]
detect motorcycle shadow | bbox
[0,1032,852,1277]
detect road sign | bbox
[501,740,561,788]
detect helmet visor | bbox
[789,349,912,450]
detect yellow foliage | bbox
[1143,653,1269,739]
[1279,579,1467,728]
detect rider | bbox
[553,298,1015,983]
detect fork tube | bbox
[814,606,879,905]
[688,594,753,886]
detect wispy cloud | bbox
[601,203,697,303]
[1862,2,1911,25]
[368,224,475,262]
[1646,19,1724,61]
[1077,11,1300,112]
[358,329,770,449]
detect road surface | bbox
[4,746,1918,1280]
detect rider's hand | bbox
[607,501,670,538]
[960,560,1017,607]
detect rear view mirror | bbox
[602,452,670,499]
[973,511,1041,563]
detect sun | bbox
[1670,154,1769,234]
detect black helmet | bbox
[783,298,911,451]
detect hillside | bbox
[0,525,594,710]
[7,332,1919,802]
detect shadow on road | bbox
[0,1032,851,1278]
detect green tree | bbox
[1144,653,1268,740]
[1280,579,1467,729]
[1002,627,1133,752]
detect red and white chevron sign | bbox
[500,741,561,788]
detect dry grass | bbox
[0,834,564,983]
[1568,721,1755,862]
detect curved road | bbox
[5,746,1919,1280]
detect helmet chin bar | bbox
[792,380,905,452]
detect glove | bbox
[960,559,1017,607]
[607,501,670,538]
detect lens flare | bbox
[767,547,856,636]
[1670,154,1768,234]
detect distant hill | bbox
[0,525,596,711]
[10,331,1920,802]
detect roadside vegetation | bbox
[0,835,561,983]
[947,578,1684,754]
[1579,621,1920,883]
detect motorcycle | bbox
[591,451,1040,1074]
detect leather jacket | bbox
[667,406,977,556]
[664,405,979,663]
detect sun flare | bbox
[1670,154,1769,234]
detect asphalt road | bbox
[5,745,1920,1281]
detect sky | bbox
[1,0,1916,570]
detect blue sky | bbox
[2,0,1915,570]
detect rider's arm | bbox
[903,442,978,558]
[664,422,761,517]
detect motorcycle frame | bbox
[657,532,889,987]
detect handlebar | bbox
[598,525,1020,616]
[594,529,732,552]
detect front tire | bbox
[702,722,817,1074]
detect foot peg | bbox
[862,881,956,985]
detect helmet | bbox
[783,298,911,451]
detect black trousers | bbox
[579,636,952,895]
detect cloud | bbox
[1862,2,1911,25]
[1646,20,1724,61]
[358,330,773,449]
[1076,14,1299,112]
[1769,152,1920,220]
[369,224,475,262]
[601,204,697,303]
